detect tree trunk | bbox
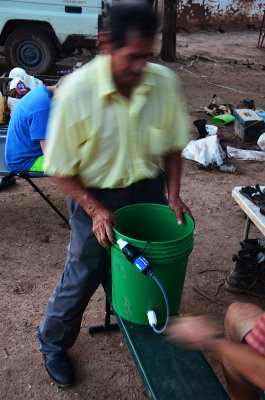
[160,0,177,62]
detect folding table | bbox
[232,186,265,240]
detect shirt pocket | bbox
[145,127,172,156]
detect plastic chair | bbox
[0,127,68,225]
[258,4,265,48]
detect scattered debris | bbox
[193,119,218,139]
[215,281,225,296]
[227,146,265,161]
[257,132,265,151]
[4,348,9,358]
[192,286,225,307]
[206,125,218,135]
[182,134,225,166]
[13,281,34,294]
[193,119,208,139]
[204,94,234,116]
[236,99,255,110]
[219,164,240,174]
[197,269,231,275]
[240,184,265,206]
[197,163,240,174]
[211,113,235,125]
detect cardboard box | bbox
[234,109,265,142]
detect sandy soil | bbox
[1,31,265,400]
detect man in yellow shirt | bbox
[38,2,193,387]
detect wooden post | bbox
[160,0,177,61]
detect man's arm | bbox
[53,175,117,248]
[163,151,193,224]
[167,316,265,391]
[40,139,45,153]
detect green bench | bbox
[89,278,229,400]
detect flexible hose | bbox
[147,273,170,334]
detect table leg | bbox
[243,216,251,240]
[88,296,118,333]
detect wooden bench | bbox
[89,277,229,400]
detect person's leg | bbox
[225,302,264,342]
[38,198,110,353]
[223,367,259,400]
[223,302,264,400]
[38,196,112,386]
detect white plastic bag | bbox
[227,146,265,161]
[9,77,22,90]
[182,134,225,166]
[205,125,218,135]
[23,74,43,90]
[8,67,43,90]
[9,67,26,79]
[257,133,265,151]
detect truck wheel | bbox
[4,28,57,75]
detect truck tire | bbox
[4,27,57,75]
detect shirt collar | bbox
[97,55,155,104]
[97,55,116,101]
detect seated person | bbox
[5,83,57,172]
[167,302,265,400]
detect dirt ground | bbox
[1,31,265,400]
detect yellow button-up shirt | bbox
[44,55,189,189]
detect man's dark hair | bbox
[108,2,158,48]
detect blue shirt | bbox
[5,86,52,171]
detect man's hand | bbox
[168,198,194,225]
[166,315,221,350]
[51,176,118,248]
[91,206,117,248]
[164,151,194,225]
[167,315,265,392]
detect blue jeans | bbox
[38,172,167,353]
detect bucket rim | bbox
[113,203,194,245]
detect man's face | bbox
[111,34,154,89]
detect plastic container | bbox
[211,114,235,125]
[111,203,194,325]
[256,112,265,121]
[7,97,20,115]
[234,109,265,142]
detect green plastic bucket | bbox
[111,203,194,325]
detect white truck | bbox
[0,0,111,74]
